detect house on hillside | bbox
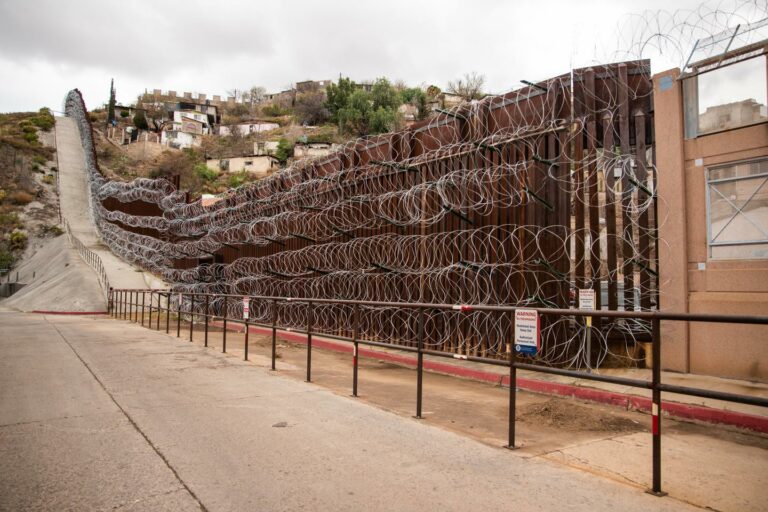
[293,142,340,160]
[160,110,212,149]
[254,140,280,156]
[206,155,280,177]
[295,79,332,93]
[219,121,280,136]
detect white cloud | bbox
[0,0,762,112]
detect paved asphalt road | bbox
[0,313,699,511]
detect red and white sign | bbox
[243,297,250,319]
[514,309,540,354]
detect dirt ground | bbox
[123,312,768,511]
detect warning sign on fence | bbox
[578,289,595,311]
[514,309,540,354]
[243,297,250,319]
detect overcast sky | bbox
[0,0,764,113]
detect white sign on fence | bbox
[243,297,250,319]
[578,289,595,311]
[514,309,540,354]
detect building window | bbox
[683,54,767,138]
[707,158,768,259]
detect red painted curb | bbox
[212,321,768,434]
[32,310,107,315]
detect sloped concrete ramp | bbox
[55,116,156,290]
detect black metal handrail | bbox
[65,220,111,302]
[109,287,768,498]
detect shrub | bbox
[0,249,14,270]
[0,212,21,229]
[120,110,130,118]
[9,231,27,250]
[9,191,34,205]
[133,110,149,130]
[31,108,55,131]
[40,224,63,236]
[228,171,249,188]
[306,132,334,144]
[0,189,5,202]
[42,174,55,185]
[194,163,218,182]
[22,132,38,143]
[275,138,293,163]
[262,104,291,117]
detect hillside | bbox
[0,108,62,272]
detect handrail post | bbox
[141,290,146,326]
[415,306,424,419]
[189,294,195,342]
[306,300,313,382]
[222,296,228,353]
[131,291,135,322]
[165,292,170,334]
[134,291,138,322]
[176,293,181,337]
[244,315,250,361]
[271,299,277,371]
[148,290,153,328]
[204,295,210,347]
[647,317,667,496]
[108,288,113,316]
[121,290,124,319]
[506,310,518,449]
[156,292,161,330]
[352,303,360,397]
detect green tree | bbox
[371,78,401,111]
[369,107,400,133]
[133,110,149,130]
[275,138,293,163]
[400,88,429,120]
[325,77,355,123]
[107,78,116,125]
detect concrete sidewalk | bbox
[0,312,703,512]
[211,320,768,432]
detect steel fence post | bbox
[148,291,153,328]
[189,294,195,342]
[244,317,249,361]
[141,290,145,326]
[306,301,313,382]
[176,293,181,337]
[271,299,277,371]
[648,317,667,496]
[222,296,228,353]
[507,310,518,449]
[352,303,360,397]
[415,307,424,419]
[204,295,209,347]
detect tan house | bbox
[206,155,280,177]
[654,35,768,381]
